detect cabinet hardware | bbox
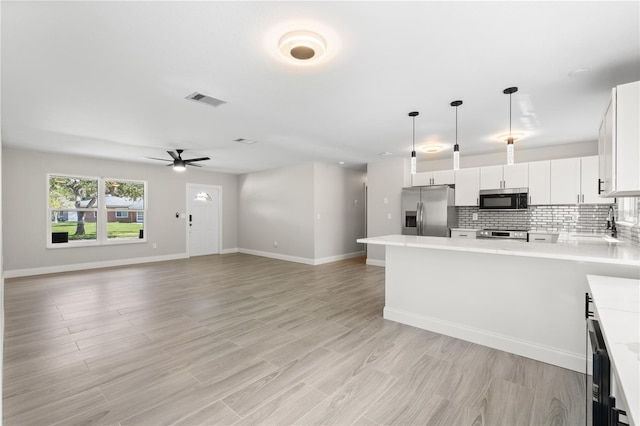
[585,293,594,319]
[598,178,603,195]
[529,196,532,204]
[581,194,584,203]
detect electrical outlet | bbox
[152,243,157,249]
[273,241,278,248]
[472,213,478,221]
[387,213,392,220]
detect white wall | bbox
[237,162,366,264]
[420,141,597,172]
[238,163,315,260]
[2,148,238,275]
[365,158,411,265]
[0,4,4,415]
[313,163,366,260]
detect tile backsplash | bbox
[457,204,616,234]
[457,198,640,245]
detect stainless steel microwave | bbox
[479,188,528,210]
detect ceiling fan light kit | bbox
[147,149,210,171]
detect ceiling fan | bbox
[147,149,210,172]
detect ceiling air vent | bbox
[234,138,258,145]
[185,92,227,108]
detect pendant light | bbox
[408,111,419,174]
[450,100,463,170]
[503,87,518,165]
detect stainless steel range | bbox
[478,229,529,240]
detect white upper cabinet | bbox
[412,170,454,187]
[528,160,551,205]
[480,164,528,189]
[455,168,480,206]
[503,164,529,188]
[598,80,640,196]
[581,156,614,204]
[550,157,581,204]
[550,156,614,205]
[479,166,503,190]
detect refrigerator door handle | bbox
[416,202,421,235]
[419,202,424,236]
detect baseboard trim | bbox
[366,258,386,267]
[220,248,239,254]
[383,306,584,372]
[238,248,315,265]
[238,249,366,266]
[314,251,365,265]
[4,253,189,278]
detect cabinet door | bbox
[412,172,432,187]
[480,166,503,190]
[581,156,614,204]
[503,163,529,188]
[528,160,550,205]
[600,99,614,195]
[550,158,580,204]
[615,81,640,194]
[455,168,480,206]
[432,170,454,185]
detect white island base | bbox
[365,236,640,372]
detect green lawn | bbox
[51,222,143,240]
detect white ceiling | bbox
[2,1,639,174]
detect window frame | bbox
[617,197,638,226]
[47,174,147,248]
[103,178,147,245]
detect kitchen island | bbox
[357,234,640,372]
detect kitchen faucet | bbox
[606,205,617,238]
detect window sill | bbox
[47,239,147,249]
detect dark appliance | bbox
[479,188,528,210]
[585,293,628,426]
[477,229,528,240]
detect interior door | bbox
[187,184,220,256]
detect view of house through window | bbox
[105,179,145,240]
[48,175,146,246]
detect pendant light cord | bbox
[455,106,458,144]
[509,92,512,138]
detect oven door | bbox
[587,319,611,426]
[479,193,518,210]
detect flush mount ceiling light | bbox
[279,30,326,65]
[496,132,525,143]
[450,100,463,170]
[421,145,444,154]
[408,111,419,174]
[503,86,519,166]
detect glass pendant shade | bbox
[453,144,460,170]
[411,151,417,174]
[506,138,515,165]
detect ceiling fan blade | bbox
[187,163,202,167]
[146,157,173,162]
[167,151,180,160]
[166,163,175,167]
[184,157,210,163]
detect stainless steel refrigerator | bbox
[401,186,457,237]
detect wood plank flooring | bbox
[3,254,585,425]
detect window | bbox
[618,197,639,225]
[49,175,99,243]
[47,175,147,247]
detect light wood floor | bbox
[3,254,585,425]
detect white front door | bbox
[187,184,220,256]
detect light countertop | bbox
[587,275,640,426]
[356,234,640,266]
